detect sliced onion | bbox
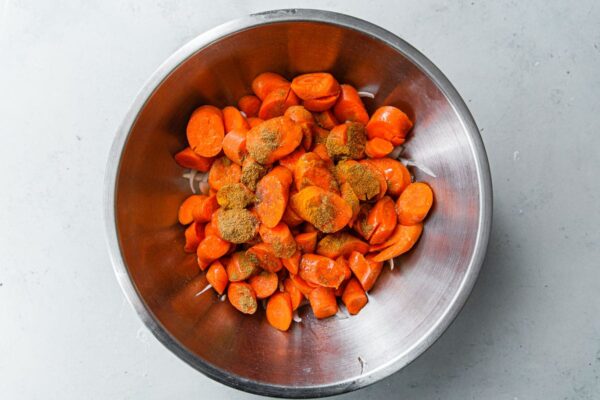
[182,169,198,193]
[357,91,375,99]
[194,283,212,297]
[240,111,247,118]
[336,304,350,320]
[292,311,302,323]
[398,157,437,178]
[389,145,404,160]
[219,294,227,302]
[198,181,210,195]
[389,258,395,271]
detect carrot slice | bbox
[255,166,293,228]
[316,232,369,258]
[258,84,300,120]
[238,95,262,118]
[333,84,369,125]
[184,221,204,253]
[303,94,339,112]
[291,73,340,100]
[340,182,360,224]
[215,208,259,244]
[281,203,304,227]
[299,254,346,289]
[290,273,317,296]
[308,286,338,319]
[283,277,304,309]
[266,292,293,331]
[367,196,397,245]
[336,256,352,281]
[293,152,339,193]
[282,249,301,275]
[295,231,318,253]
[278,147,306,172]
[223,106,250,132]
[222,129,247,166]
[226,251,259,281]
[191,194,219,223]
[246,116,303,164]
[396,182,434,225]
[360,159,388,200]
[186,105,224,157]
[342,277,368,315]
[247,243,283,272]
[247,117,264,128]
[290,186,352,233]
[365,138,394,158]
[249,270,279,299]
[313,110,338,130]
[197,234,230,260]
[259,222,297,258]
[216,183,254,210]
[174,147,213,172]
[366,106,413,146]
[178,195,205,225]
[228,282,258,314]
[240,156,267,191]
[208,156,241,191]
[284,105,314,151]
[335,160,382,201]
[326,122,367,160]
[206,260,228,295]
[252,72,289,100]
[348,251,383,291]
[371,223,423,261]
[369,157,411,197]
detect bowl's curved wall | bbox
[107,10,491,397]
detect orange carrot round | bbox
[295,231,318,254]
[206,260,228,295]
[293,152,339,193]
[299,254,346,289]
[258,85,300,120]
[290,186,353,233]
[238,95,262,118]
[208,156,242,191]
[342,277,368,315]
[228,282,258,314]
[365,138,394,158]
[290,273,318,296]
[308,286,338,319]
[303,94,338,112]
[326,122,367,160]
[281,250,301,275]
[259,222,297,258]
[246,116,303,164]
[366,106,413,146]
[367,196,397,245]
[246,243,283,272]
[266,292,293,331]
[223,106,250,132]
[396,182,434,225]
[226,251,259,281]
[222,129,247,166]
[178,195,205,225]
[316,232,369,258]
[371,223,423,261]
[348,251,383,291]
[252,72,289,100]
[255,166,293,228]
[291,73,340,100]
[249,270,279,299]
[184,221,204,253]
[369,157,411,197]
[196,235,231,270]
[283,277,304,309]
[191,194,219,223]
[174,147,213,172]
[333,84,369,125]
[278,147,306,172]
[186,105,224,157]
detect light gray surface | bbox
[0,1,598,399]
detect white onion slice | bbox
[240,111,247,118]
[198,181,210,195]
[292,311,302,323]
[357,91,375,99]
[194,284,212,297]
[399,157,437,178]
[182,169,198,193]
[389,258,395,271]
[219,294,227,302]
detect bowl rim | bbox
[104,8,493,398]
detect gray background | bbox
[1,0,599,399]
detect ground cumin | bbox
[216,183,255,209]
[249,128,280,164]
[308,193,337,232]
[271,238,297,258]
[229,251,259,281]
[326,122,366,160]
[241,160,268,191]
[336,161,380,200]
[216,208,259,244]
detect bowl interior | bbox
[113,18,484,393]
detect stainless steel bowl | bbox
[104,9,492,398]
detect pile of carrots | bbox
[174,71,433,331]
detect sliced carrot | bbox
[360,159,388,200]
[308,286,338,319]
[333,84,369,125]
[284,105,314,151]
[246,116,303,164]
[293,152,339,193]
[326,122,367,160]
[312,125,330,145]
[366,106,413,146]
[365,138,394,158]
[353,203,375,241]
[191,194,219,223]
[258,84,300,120]
[266,292,293,331]
[281,203,304,227]
[208,156,242,191]
[295,231,318,253]
[340,182,360,224]
[216,183,254,210]
[283,277,304,309]
[278,147,306,172]
[396,182,434,225]
[252,72,289,100]
[367,196,397,245]
[316,232,369,258]
[336,256,352,281]
[369,157,411,197]
[291,73,340,100]
[197,234,230,261]
[222,129,247,166]
[240,156,267,191]
[299,254,346,289]
[255,166,293,228]
[313,110,338,130]
[246,243,283,272]
[249,270,279,299]
[238,94,262,118]
[184,221,204,253]
[303,94,338,112]
[342,277,368,315]
[348,251,383,291]
[186,105,224,157]
[312,143,332,164]
[281,249,301,275]
[335,160,382,201]
[290,273,317,296]
[371,223,423,261]
[174,147,213,172]
[178,195,205,225]
[226,251,259,281]
[206,260,228,295]
[215,208,259,243]
[259,222,297,258]
[228,282,258,314]
[247,117,264,128]
[223,106,250,132]
[290,186,352,233]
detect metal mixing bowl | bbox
[104,9,492,398]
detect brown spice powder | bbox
[216,183,255,209]
[241,161,267,191]
[217,209,259,244]
[337,161,379,201]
